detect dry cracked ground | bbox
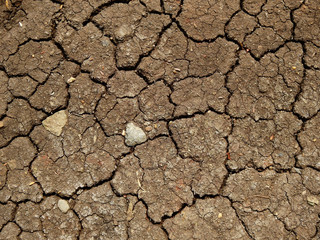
[0,0,320,239]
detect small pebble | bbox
[307,196,319,206]
[125,122,147,146]
[67,77,76,83]
[58,199,70,213]
[218,213,222,218]
[294,167,302,174]
[42,110,68,136]
[0,121,4,128]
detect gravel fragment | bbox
[42,110,68,136]
[125,122,147,146]
[57,199,70,213]
[307,195,319,206]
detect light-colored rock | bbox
[58,199,70,213]
[125,122,147,146]
[307,195,319,206]
[67,77,76,83]
[42,110,68,136]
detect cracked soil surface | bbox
[1,0,320,239]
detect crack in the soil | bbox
[1,0,320,238]
[83,0,131,28]
[225,196,255,239]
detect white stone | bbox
[58,199,70,213]
[67,77,76,83]
[307,195,319,206]
[42,110,68,136]
[125,122,147,146]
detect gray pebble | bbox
[58,199,70,213]
[125,122,147,146]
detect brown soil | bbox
[1,0,320,239]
